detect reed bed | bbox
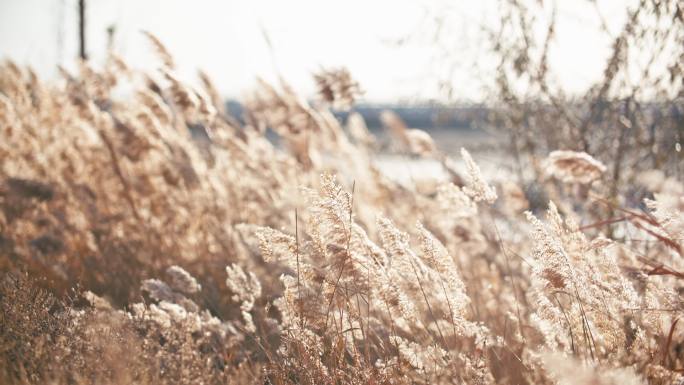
[0,35,683,384]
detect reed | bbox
[0,33,682,384]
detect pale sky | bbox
[0,0,635,102]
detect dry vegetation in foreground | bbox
[1,33,684,385]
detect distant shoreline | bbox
[226,100,491,131]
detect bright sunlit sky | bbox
[0,0,636,103]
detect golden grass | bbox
[0,37,683,384]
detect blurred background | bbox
[1,0,682,188]
[0,0,643,102]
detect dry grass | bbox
[1,34,683,385]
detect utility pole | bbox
[79,0,87,60]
